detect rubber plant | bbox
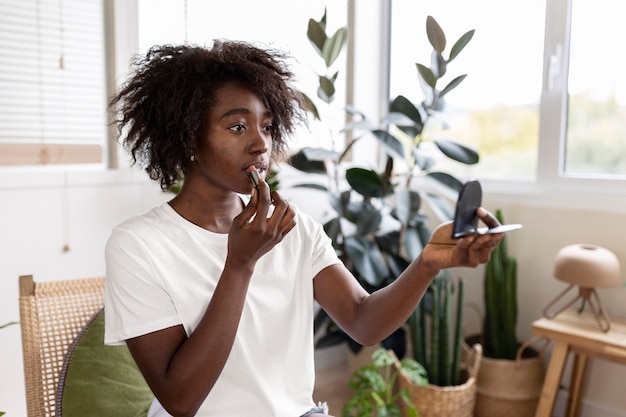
[342,347,427,417]
[292,15,478,358]
[483,208,518,359]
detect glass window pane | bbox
[565,0,626,177]
[390,0,546,181]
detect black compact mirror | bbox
[452,180,523,239]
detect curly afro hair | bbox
[109,40,307,191]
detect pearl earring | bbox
[190,154,195,162]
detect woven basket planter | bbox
[396,343,482,417]
[474,338,546,417]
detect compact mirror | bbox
[452,180,523,239]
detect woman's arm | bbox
[314,208,503,346]
[126,259,254,417]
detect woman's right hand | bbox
[227,178,296,267]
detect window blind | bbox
[0,0,105,166]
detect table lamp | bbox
[543,243,621,332]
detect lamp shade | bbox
[553,244,621,288]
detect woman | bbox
[104,40,503,417]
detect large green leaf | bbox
[404,224,428,260]
[288,148,326,174]
[370,129,405,160]
[384,253,411,279]
[303,146,339,161]
[412,148,436,171]
[345,236,389,287]
[346,167,386,198]
[400,358,428,386]
[354,205,383,236]
[374,230,401,256]
[423,192,455,221]
[390,95,423,126]
[426,15,446,53]
[323,216,341,247]
[448,29,475,62]
[323,27,348,67]
[383,113,422,138]
[425,171,464,191]
[433,139,479,165]
[318,75,336,103]
[416,63,436,89]
[288,146,341,173]
[439,74,468,98]
[307,18,326,56]
[394,188,421,225]
[329,190,351,218]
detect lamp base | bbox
[543,285,611,332]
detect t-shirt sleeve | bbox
[298,210,343,278]
[104,226,182,346]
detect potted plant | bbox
[468,209,545,417]
[291,14,478,360]
[399,273,482,417]
[343,347,427,417]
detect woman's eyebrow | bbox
[220,108,273,119]
[220,108,250,119]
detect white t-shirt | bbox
[104,201,342,417]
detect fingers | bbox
[252,177,272,220]
[238,182,295,239]
[269,191,296,236]
[464,233,503,265]
[477,207,501,229]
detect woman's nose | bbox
[249,128,270,154]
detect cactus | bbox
[409,272,465,386]
[483,208,518,359]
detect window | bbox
[389,0,546,182]
[0,0,106,167]
[564,0,626,178]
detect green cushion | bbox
[56,308,153,417]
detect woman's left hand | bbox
[421,207,504,271]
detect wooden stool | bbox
[532,308,626,417]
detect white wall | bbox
[0,168,171,416]
[461,191,626,417]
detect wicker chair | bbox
[18,274,106,417]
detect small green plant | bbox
[0,321,18,330]
[1,321,18,416]
[483,208,518,359]
[300,8,347,127]
[343,348,427,417]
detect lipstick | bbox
[247,165,260,188]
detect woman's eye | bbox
[263,125,273,133]
[229,124,246,132]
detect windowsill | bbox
[403,175,626,215]
[481,179,626,214]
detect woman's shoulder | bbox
[113,203,172,231]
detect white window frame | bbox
[368,0,626,211]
